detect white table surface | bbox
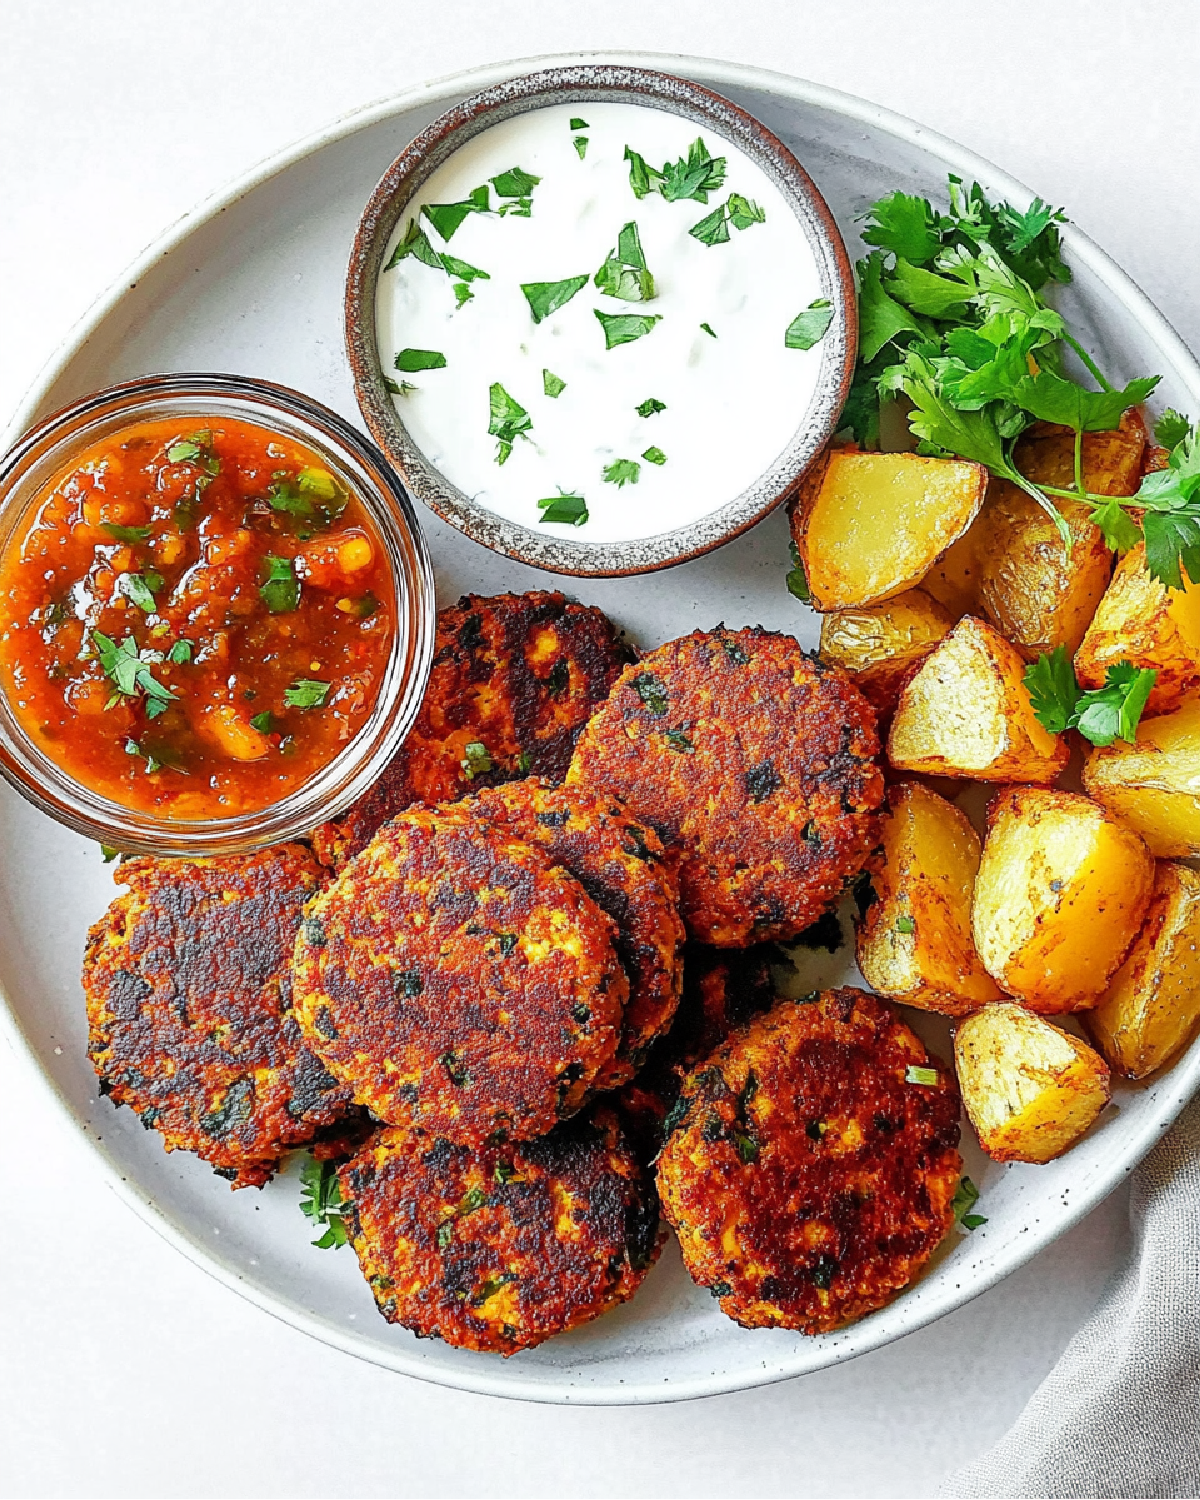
[2,3,1196,1496]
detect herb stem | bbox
[1074,426,1085,497]
[1061,333,1113,393]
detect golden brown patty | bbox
[456,780,685,1088]
[656,988,961,1334]
[338,1107,662,1355]
[293,805,628,1144]
[82,847,354,1188]
[312,591,633,865]
[567,626,884,946]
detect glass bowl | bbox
[0,372,435,856]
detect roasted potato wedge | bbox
[1082,695,1200,856]
[887,616,1070,783]
[791,450,988,611]
[971,787,1155,1012]
[818,590,953,717]
[954,1002,1111,1164]
[1074,543,1200,715]
[1087,862,1200,1079]
[920,524,983,619]
[1016,415,1147,499]
[856,782,1002,1015]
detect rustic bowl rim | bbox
[344,63,857,577]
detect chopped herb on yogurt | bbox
[636,397,666,417]
[395,348,447,372]
[521,275,589,324]
[594,221,655,303]
[690,192,766,246]
[595,309,662,350]
[700,322,717,338]
[488,382,532,464]
[642,446,667,465]
[543,369,567,398]
[603,459,640,488]
[537,490,589,526]
[785,298,834,350]
[569,117,589,130]
[573,136,588,159]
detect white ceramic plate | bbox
[3,51,1198,1406]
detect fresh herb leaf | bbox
[786,540,811,602]
[661,137,727,203]
[727,193,765,230]
[860,190,940,266]
[452,282,473,310]
[91,630,177,713]
[570,116,588,130]
[166,429,220,475]
[636,397,666,417]
[689,202,730,247]
[1155,409,1191,449]
[395,348,447,373]
[383,376,416,397]
[260,554,300,614]
[249,710,274,733]
[297,468,338,500]
[857,252,928,363]
[100,844,120,863]
[542,369,567,398]
[895,914,916,935]
[594,221,655,302]
[595,309,662,349]
[119,571,162,613]
[124,738,162,774]
[1024,646,1156,746]
[699,322,717,339]
[284,678,330,709]
[642,446,666,465]
[785,299,834,351]
[1024,645,1079,734]
[461,740,492,779]
[521,274,588,324]
[299,1156,348,1249]
[488,382,533,464]
[491,166,540,199]
[537,489,589,527]
[905,1065,939,1086]
[166,639,193,665]
[573,136,588,159]
[952,1175,988,1231]
[386,217,443,269]
[438,252,489,283]
[101,523,152,544]
[603,458,640,488]
[624,146,665,199]
[421,187,490,241]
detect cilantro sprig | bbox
[625,138,727,203]
[91,630,177,718]
[299,1156,348,1249]
[1024,645,1156,746]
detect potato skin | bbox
[452,779,685,1088]
[856,782,1002,1016]
[312,591,632,866]
[971,787,1155,1013]
[1083,695,1200,857]
[82,847,354,1188]
[954,1002,1111,1164]
[1074,543,1200,716]
[656,988,961,1334]
[293,805,628,1144]
[1087,862,1200,1079]
[818,589,953,718]
[338,1107,662,1354]
[791,450,988,611]
[567,626,884,947]
[888,616,1070,783]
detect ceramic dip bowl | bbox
[346,64,856,577]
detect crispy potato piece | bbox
[1082,695,1200,856]
[856,782,1002,1015]
[791,450,988,611]
[818,590,953,717]
[1017,416,1146,498]
[954,1002,1111,1163]
[1087,863,1200,1078]
[1074,543,1200,715]
[972,787,1155,1012]
[974,484,1113,659]
[888,616,1070,783]
[920,525,984,620]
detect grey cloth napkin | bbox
[939,1093,1200,1499]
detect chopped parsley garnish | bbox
[573,137,588,159]
[603,458,640,488]
[437,252,488,283]
[249,710,274,733]
[895,914,916,934]
[388,217,448,268]
[785,298,834,350]
[543,368,567,398]
[461,740,493,779]
[491,165,540,200]
[785,540,812,602]
[631,672,668,716]
[642,446,667,465]
[952,1175,988,1231]
[905,1065,939,1087]
[91,630,176,718]
[594,221,655,303]
[297,468,338,500]
[521,275,588,324]
[166,639,193,664]
[119,571,163,614]
[101,522,152,544]
[166,430,220,475]
[488,382,533,464]
[260,554,300,614]
[569,116,589,130]
[689,192,765,246]
[452,282,473,309]
[1024,646,1156,746]
[266,481,313,517]
[700,322,717,338]
[299,1156,348,1249]
[636,397,666,417]
[595,309,662,350]
[419,186,491,241]
[1155,408,1191,450]
[394,348,447,372]
[537,489,589,527]
[625,137,727,203]
[284,678,330,709]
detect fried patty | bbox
[312,591,633,866]
[293,805,629,1144]
[566,626,884,947]
[82,847,353,1188]
[339,1106,662,1355]
[655,987,962,1334]
[456,780,684,1088]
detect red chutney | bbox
[0,417,395,819]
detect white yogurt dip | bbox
[375,101,827,544]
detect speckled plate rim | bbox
[344,64,857,577]
[2,49,1198,1406]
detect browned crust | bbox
[82,846,353,1188]
[293,805,628,1144]
[338,1106,663,1354]
[567,626,884,946]
[656,988,961,1334]
[312,592,632,866]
